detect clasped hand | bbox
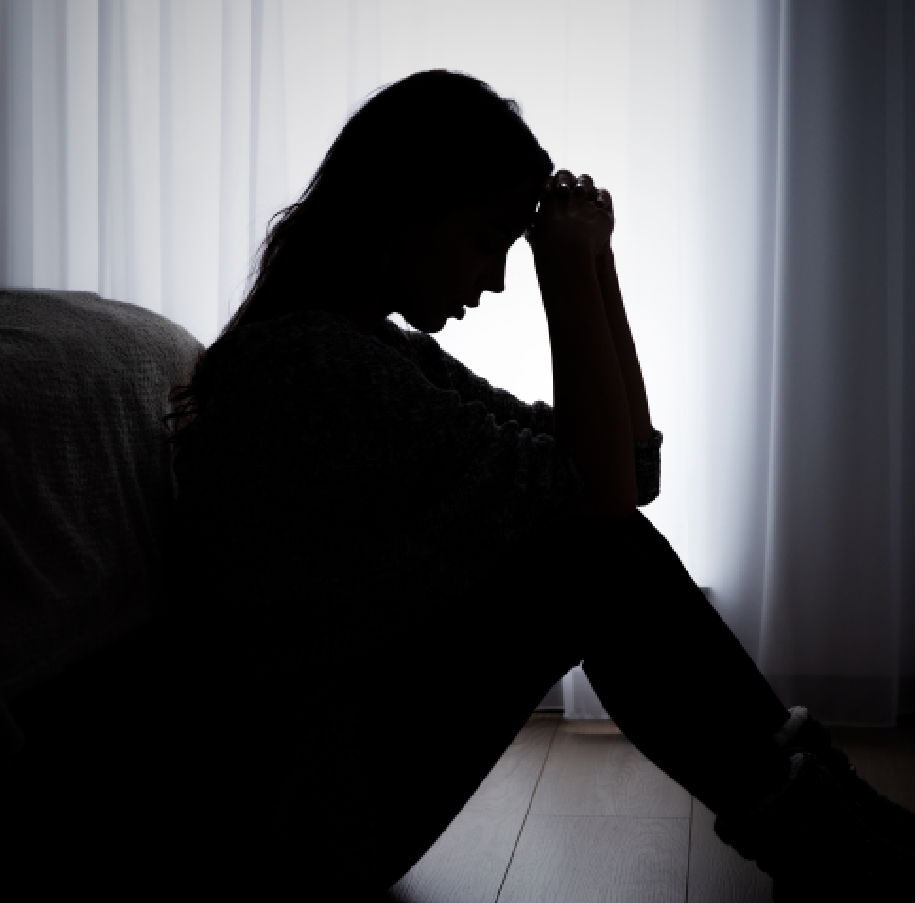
[525,170,615,261]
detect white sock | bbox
[773,706,808,747]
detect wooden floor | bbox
[388,714,915,903]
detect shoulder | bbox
[374,316,440,361]
[206,309,422,388]
[373,318,465,391]
[209,308,371,359]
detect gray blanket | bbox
[0,289,202,704]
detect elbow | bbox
[636,487,660,507]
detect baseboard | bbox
[765,673,899,726]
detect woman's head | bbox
[166,71,552,449]
[228,69,554,334]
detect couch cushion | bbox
[0,289,203,699]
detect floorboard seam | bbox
[493,717,560,902]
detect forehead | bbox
[460,178,541,236]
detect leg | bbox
[3,509,907,901]
[321,508,790,893]
[551,511,915,901]
[563,511,792,816]
[152,509,790,896]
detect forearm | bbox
[596,250,654,442]
[536,246,637,519]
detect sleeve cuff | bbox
[634,428,663,505]
[634,428,663,451]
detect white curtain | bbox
[2,0,912,725]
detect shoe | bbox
[714,752,914,902]
[778,707,915,860]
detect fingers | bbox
[551,171,592,195]
[543,171,608,204]
[595,189,615,238]
[534,170,615,253]
[567,174,607,220]
[539,172,569,204]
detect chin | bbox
[416,311,454,334]
[426,318,449,335]
[399,300,463,334]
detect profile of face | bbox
[384,177,542,334]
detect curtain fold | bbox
[1,0,912,724]
[757,0,908,724]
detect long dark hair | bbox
[164,70,553,452]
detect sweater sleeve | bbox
[379,320,663,507]
[633,429,663,506]
[312,325,584,588]
[377,320,556,435]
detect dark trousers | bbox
[0,511,789,900]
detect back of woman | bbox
[161,72,590,896]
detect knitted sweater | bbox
[172,309,660,668]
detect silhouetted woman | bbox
[164,69,915,902]
[159,70,915,901]
[16,70,909,901]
